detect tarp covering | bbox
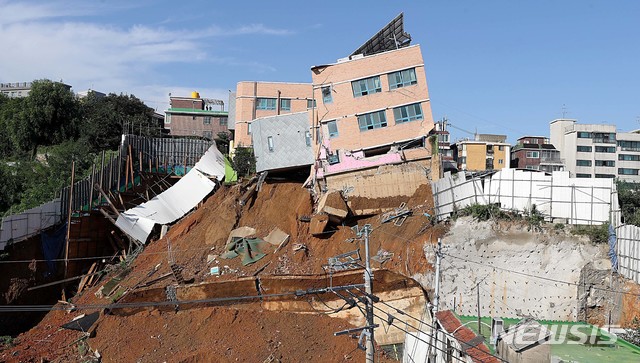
[115,144,226,243]
[608,224,618,272]
[220,237,267,266]
[41,222,67,273]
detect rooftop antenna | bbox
[561,104,568,119]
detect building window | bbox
[577,132,591,138]
[203,116,211,125]
[595,174,615,178]
[388,68,417,89]
[307,99,316,108]
[619,168,639,175]
[526,165,536,170]
[305,131,311,147]
[438,134,450,143]
[619,140,640,151]
[280,98,291,111]
[393,103,423,124]
[577,146,592,152]
[357,110,387,131]
[321,86,332,104]
[593,132,616,144]
[576,160,592,166]
[327,120,339,138]
[619,154,640,161]
[498,159,504,165]
[595,160,615,167]
[165,114,171,124]
[352,76,382,97]
[203,131,212,139]
[525,151,540,158]
[220,117,228,126]
[595,146,615,153]
[256,98,277,110]
[267,136,274,152]
[498,145,505,151]
[247,122,252,135]
[576,173,591,178]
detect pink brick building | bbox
[231,81,313,147]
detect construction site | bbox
[2,12,640,363]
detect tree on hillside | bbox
[81,92,160,150]
[0,94,22,158]
[6,80,80,159]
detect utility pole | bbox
[477,281,481,334]
[427,238,443,361]
[363,224,375,363]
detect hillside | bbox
[1,181,443,362]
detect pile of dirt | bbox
[1,180,445,362]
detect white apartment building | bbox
[550,119,640,181]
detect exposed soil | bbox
[1,180,445,362]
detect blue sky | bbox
[1,0,638,143]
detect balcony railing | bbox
[540,157,564,164]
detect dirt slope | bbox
[1,181,443,362]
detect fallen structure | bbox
[115,144,226,243]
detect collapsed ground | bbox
[1,181,444,362]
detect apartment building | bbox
[1,81,71,98]
[454,134,510,172]
[164,92,228,140]
[511,136,563,173]
[231,81,313,148]
[310,43,434,178]
[550,119,640,181]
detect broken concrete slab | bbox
[317,191,349,221]
[264,227,290,246]
[310,214,329,236]
[226,226,257,245]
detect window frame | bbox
[357,110,388,132]
[393,103,423,124]
[321,86,332,104]
[326,120,339,138]
[203,116,211,125]
[577,146,592,152]
[256,98,277,110]
[525,151,540,159]
[280,98,291,111]
[388,68,417,89]
[576,160,592,167]
[351,76,382,97]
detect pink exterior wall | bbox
[234,81,313,147]
[311,45,434,152]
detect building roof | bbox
[166,108,228,116]
[435,310,500,363]
[498,319,551,352]
[457,315,640,363]
[512,143,558,152]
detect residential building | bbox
[1,81,71,98]
[231,81,313,148]
[511,136,563,173]
[310,41,434,179]
[164,92,228,141]
[431,119,456,173]
[454,134,511,172]
[550,119,640,181]
[251,112,314,173]
[76,89,106,99]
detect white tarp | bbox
[115,144,225,243]
[617,224,640,284]
[0,198,62,250]
[432,170,616,225]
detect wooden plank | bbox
[77,262,97,293]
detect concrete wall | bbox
[234,81,313,147]
[251,112,314,173]
[425,217,605,321]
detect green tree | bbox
[617,180,640,226]
[80,92,160,151]
[232,147,256,178]
[6,80,79,158]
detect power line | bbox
[0,284,365,313]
